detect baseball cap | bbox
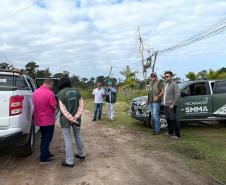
[151,72,157,76]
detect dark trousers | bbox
[93,103,103,120]
[164,106,181,137]
[40,125,54,161]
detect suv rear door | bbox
[177,81,213,119]
[212,80,226,117]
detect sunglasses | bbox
[165,75,170,78]
[151,75,156,77]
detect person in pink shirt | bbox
[33,78,58,164]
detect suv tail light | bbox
[9,95,24,116]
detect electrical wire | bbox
[158,17,226,54]
[0,0,44,23]
[0,52,12,64]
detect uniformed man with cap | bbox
[105,81,117,121]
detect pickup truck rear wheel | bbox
[16,124,35,157]
[148,114,168,130]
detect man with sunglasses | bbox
[163,71,181,139]
[147,72,164,135]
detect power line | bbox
[158,17,226,54]
[0,0,43,23]
[159,25,226,54]
[0,52,12,64]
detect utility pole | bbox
[138,27,146,80]
[152,51,158,73]
[106,66,113,85]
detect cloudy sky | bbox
[0,0,225,80]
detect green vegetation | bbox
[186,68,226,80]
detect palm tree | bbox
[120,66,138,91]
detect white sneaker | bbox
[171,135,181,139]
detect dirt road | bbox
[0,110,219,185]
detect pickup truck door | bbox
[212,80,226,117]
[177,81,213,119]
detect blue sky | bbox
[0,0,225,80]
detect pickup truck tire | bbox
[16,123,35,157]
[148,114,168,130]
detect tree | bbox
[36,68,52,78]
[185,68,226,80]
[62,71,70,78]
[70,75,80,87]
[218,67,226,73]
[119,66,138,90]
[197,70,207,80]
[53,71,70,78]
[0,62,13,69]
[186,72,197,81]
[96,76,106,85]
[25,62,39,79]
[173,77,182,84]
[207,69,220,79]
[53,73,64,78]
[86,77,95,88]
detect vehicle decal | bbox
[213,104,226,115]
[183,97,209,114]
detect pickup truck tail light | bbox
[9,95,24,116]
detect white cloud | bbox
[0,0,225,80]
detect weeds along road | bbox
[0,110,220,185]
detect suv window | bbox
[213,81,226,94]
[0,74,28,88]
[181,82,209,96]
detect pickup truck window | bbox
[213,81,226,94]
[0,75,28,88]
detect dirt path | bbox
[0,110,219,185]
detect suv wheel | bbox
[16,123,35,157]
[159,114,168,129]
[148,114,168,129]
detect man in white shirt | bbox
[92,82,105,121]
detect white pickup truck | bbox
[0,69,36,156]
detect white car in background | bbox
[0,69,36,156]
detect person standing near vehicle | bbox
[92,82,105,121]
[163,71,181,139]
[147,72,164,135]
[105,81,117,121]
[33,78,58,164]
[57,77,86,167]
